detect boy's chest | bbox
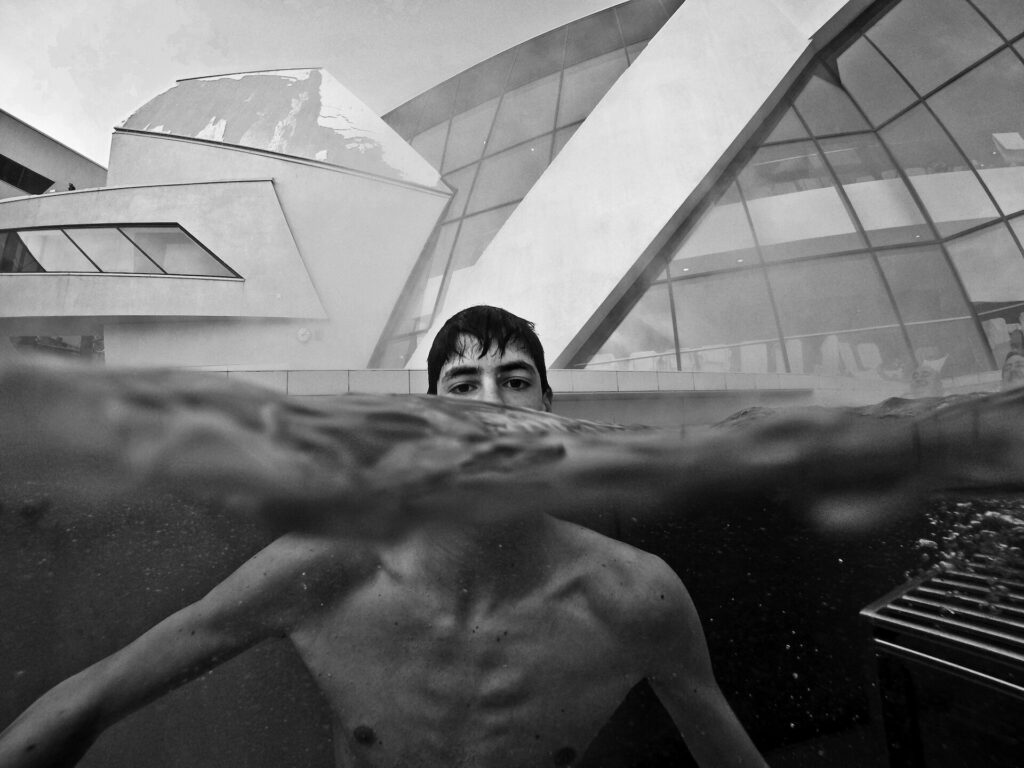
[291,578,643,726]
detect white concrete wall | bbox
[409,0,871,368]
[97,131,449,368]
[0,181,322,324]
[0,110,107,194]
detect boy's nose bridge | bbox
[479,374,505,404]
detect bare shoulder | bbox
[550,520,688,626]
[197,532,381,638]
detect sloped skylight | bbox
[120,68,443,190]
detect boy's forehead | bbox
[444,334,533,367]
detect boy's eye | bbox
[449,382,476,394]
[504,378,530,390]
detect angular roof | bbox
[119,68,444,190]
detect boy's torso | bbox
[287,522,662,768]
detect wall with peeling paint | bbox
[120,69,443,191]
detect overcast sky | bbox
[0,0,621,166]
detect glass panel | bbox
[928,49,1024,216]
[877,246,971,321]
[836,37,917,126]
[819,134,931,245]
[488,74,559,154]
[880,105,999,236]
[671,270,780,373]
[441,165,477,222]
[384,100,422,141]
[793,66,870,136]
[17,229,97,272]
[784,327,911,380]
[971,0,1024,38]
[762,108,809,144]
[946,223,1024,346]
[904,318,991,380]
[974,219,1024,363]
[0,231,44,272]
[615,0,667,46]
[440,205,519,313]
[0,155,52,194]
[378,334,421,369]
[122,227,232,277]
[738,142,866,260]
[65,228,162,274]
[552,124,579,159]
[414,79,458,134]
[557,49,628,128]
[1011,215,1024,247]
[410,121,448,171]
[507,28,566,90]
[587,283,676,371]
[768,255,898,336]
[466,137,551,214]
[669,183,758,277]
[866,0,1002,95]
[448,204,517,273]
[739,141,831,197]
[441,97,498,173]
[392,222,459,335]
[453,49,516,114]
[564,7,622,68]
[626,41,648,64]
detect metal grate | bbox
[863,557,1024,674]
[862,556,1024,767]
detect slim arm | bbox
[0,534,328,768]
[645,565,769,768]
[0,605,252,768]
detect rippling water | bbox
[1,361,1023,767]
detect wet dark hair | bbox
[426,305,551,397]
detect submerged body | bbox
[299,520,679,767]
[0,314,768,767]
[0,513,762,768]
[6,306,1024,767]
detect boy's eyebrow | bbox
[496,361,537,376]
[440,360,537,382]
[441,364,482,382]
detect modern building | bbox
[0,109,110,358]
[378,0,1024,403]
[0,69,447,371]
[0,108,107,199]
[2,0,1023,413]
[4,2,1024,764]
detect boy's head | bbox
[426,305,552,411]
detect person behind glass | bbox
[1002,349,1024,390]
[909,362,944,398]
[0,305,768,768]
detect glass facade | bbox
[0,225,235,278]
[375,0,676,366]
[0,152,54,195]
[577,0,1024,387]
